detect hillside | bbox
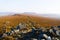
[0,13,60,28]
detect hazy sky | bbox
[0,0,60,14]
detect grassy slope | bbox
[0,14,60,29]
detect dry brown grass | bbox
[0,14,60,29]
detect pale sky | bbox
[0,0,60,15]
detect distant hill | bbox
[22,13,60,19]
